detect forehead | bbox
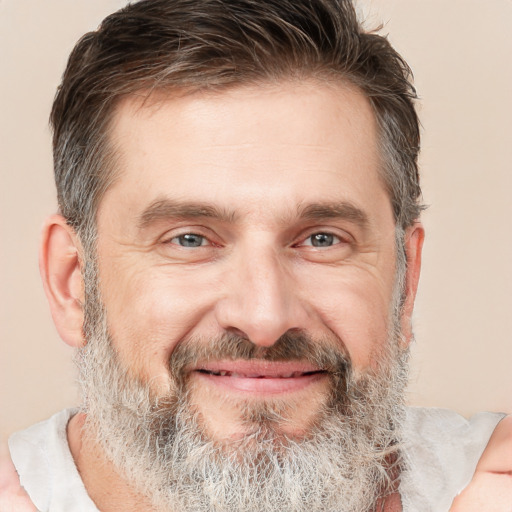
[101,81,392,227]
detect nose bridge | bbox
[216,239,305,346]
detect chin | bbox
[192,395,329,447]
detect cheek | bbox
[299,268,394,369]
[98,264,219,380]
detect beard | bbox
[76,242,410,512]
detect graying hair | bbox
[51,0,423,249]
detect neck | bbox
[378,493,403,512]
[68,413,157,512]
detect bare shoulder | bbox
[449,415,512,511]
[0,442,37,512]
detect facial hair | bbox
[76,248,409,512]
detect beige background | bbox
[1,0,511,444]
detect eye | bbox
[302,232,341,248]
[169,233,209,247]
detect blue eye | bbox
[308,233,339,247]
[172,234,207,247]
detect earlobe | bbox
[400,222,425,345]
[39,214,85,347]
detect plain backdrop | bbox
[1,0,511,444]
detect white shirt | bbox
[8,409,97,512]
[8,407,504,512]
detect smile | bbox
[192,360,328,395]
[197,370,320,378]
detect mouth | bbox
[191,360,328,395]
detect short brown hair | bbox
[51,0,422,240]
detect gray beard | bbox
[76,248,409,512]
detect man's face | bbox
[94,80,402,442]
[75,80,424,510]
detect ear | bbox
[39,214,85,347]
[400,222,424,345]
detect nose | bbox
[214,245,309,347]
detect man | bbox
[0,0,510,510]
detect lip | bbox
[191,360,328,395]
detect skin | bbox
[450,416,512,511]
[12,80,502,510]
[91,81,421,440]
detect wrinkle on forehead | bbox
[99,79,393,230]
[137,197,371,234]
[100,79,391,238]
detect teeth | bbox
[203,370,317,378]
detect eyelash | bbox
[296,232,343,248]
[164,230,349,250]
[167,232,213,248]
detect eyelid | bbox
[294,227,353,247]
[160,225,221,247]
[300,233,341,247]
[169,233,209,247]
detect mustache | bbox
[169,329,352,383]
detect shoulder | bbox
[404,407,504,448]
[400,407,505,511]
[1,409,77,512]
[404,406,505,464]
[0,443,37,512]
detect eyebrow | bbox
[297,202,369,227]
[138,198,238,229]
[138,198,369,230]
